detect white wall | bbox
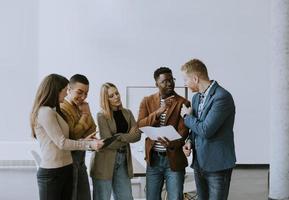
[0,0,270,163]
[0,0,38,141]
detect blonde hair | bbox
[181,59,209,80]
[100,82,123,119]
[30,74,69,138]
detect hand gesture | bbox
[78,102,91,115]
[182,141,191,157]
[181,104,192,118]
[156,95,175,117]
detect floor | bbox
[0,167,268,200]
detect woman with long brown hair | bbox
[90,82,141,200]
[30,74,103,200]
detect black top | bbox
[113,110,128,152]
[113,110,128,134]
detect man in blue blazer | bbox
[180,59,236,200]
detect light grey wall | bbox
[0,0,38,141]
[0,0,270,163]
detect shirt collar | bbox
[201,80,215,98]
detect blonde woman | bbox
[30,74,104,200]
[90,82,141,200]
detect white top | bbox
[35,106,93,168]
[153,98,167,152]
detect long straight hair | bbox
[30,74,69,138]
[100,82,123,120]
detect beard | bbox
[190,85,199,93]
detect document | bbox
[139,125,181,141]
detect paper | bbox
[139,125,181,141]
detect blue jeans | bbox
[194,168,232,200]
[71,151,91,200]
[92,152,133,200]
[146,151,185,200]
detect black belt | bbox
[117,148,127,153]
[152,150,167,156]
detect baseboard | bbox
[0,160,36,168]
[0,141,270,169]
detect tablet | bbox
[101,135,120,149]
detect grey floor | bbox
[0,167,268,200]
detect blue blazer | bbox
[184,81,236,172]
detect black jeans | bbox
[37,164,73,200]
[194,168,233,200]
[71,151,91,200]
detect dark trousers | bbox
[37,164,73,200]
[71,151,91,200]
[194,168,232,200]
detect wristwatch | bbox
[86,144,93,151]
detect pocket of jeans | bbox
[37,168,59,184]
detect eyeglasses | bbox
[159,78,176,85]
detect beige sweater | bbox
[35,106,94,168]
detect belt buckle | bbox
[160,151,166,156]
[154,151,166,156]
[117,149,126,153]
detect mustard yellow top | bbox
[60,99,96,140]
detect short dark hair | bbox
[70,74,89,85]
[153,67,172,80]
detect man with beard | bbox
[137,67,190,200]
[181,59,236,200]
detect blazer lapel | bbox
[108,109,131,135]
[165,97,178,124]
[199,81,219,119]
[108,116,117,135]
[151,93,161,113]
[193,93,200,117]
[122,109,131,129]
